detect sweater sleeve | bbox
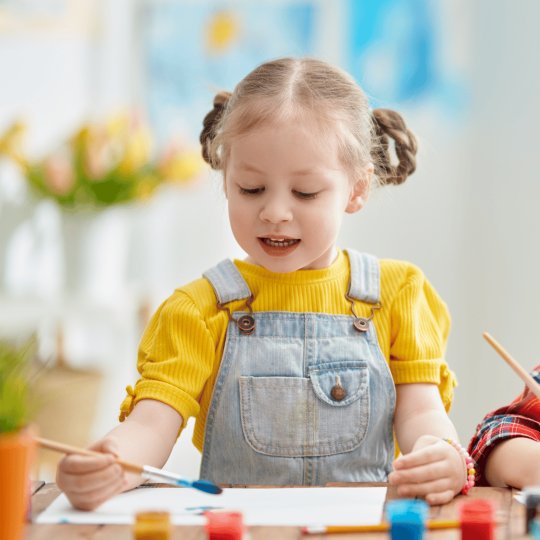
[388,266,456,411]
[119,290,215,435]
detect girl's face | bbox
[224,119,368,272]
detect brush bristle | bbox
[192,479,223,495]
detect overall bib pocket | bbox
[239,361,370,457]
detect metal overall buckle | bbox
[217,294,256,335]
[345,293,382,332]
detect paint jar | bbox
[530,518,540,540]
[385,499,429,540]
[133,510,171,540]
[459,499,495,540]
[205,511,245,539]
[524,487,540,534]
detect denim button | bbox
[331,384,347,401]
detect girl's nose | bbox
[259,198,293,223]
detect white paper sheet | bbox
[36,486,386,526]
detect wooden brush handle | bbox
[483,332,540,400]
[35,436,143,474]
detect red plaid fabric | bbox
[467,365,540,485]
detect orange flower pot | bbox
[0,428,35,540]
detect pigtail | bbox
[200,91,232,169]
[371,108,417,186]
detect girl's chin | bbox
[246,254,303,273]
[243,244,336,272]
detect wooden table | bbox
[27,481,530,539]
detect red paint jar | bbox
[459,499,496,540]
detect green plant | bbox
[0,339,35,434]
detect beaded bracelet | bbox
[443,438,476,495]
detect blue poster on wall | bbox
[347,0,435,104]
[139,0,463,144]
[139,1,315,142]
[346,0,463,112]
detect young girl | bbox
[468,365,540,488]
[57,57,468,510]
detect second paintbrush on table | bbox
[35,436,222,495]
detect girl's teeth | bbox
[264,238,297,247]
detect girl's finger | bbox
[91,438,120,459]
[66,464,124,495]
[389,459,449,485]
[396,477,452,499]
[67,472,126,511]
[425,489,455,506]
[58,453,115,474]
[393,443,446,470]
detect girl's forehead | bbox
[231,121,337,156]
[228,98,343,136]
[226,120,347,177]
[231,116,339,150]
[223,104,356,174]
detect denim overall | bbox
[200,250,395,485]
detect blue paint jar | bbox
[385,499,429,540]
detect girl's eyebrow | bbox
[237,161,328,178]
[238,161,320,176]
[290,168,320,176]
[237,162,264,174]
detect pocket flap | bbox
[309,361,369,406]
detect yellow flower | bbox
[118,127,152,176]
[159,146,203,184]
[134,173,159,201]
[0,121,28,168]
[71,125,91,149]
[81,124,126,180]
[105,113,131,139]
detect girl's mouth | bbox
[258,237,301,256]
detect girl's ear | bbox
[345,181,368,213]
[345,164,373,214]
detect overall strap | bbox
[203,259,252,305]
[345,249,380,305]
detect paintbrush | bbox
[483,332,540,400]
[35,436,222,495]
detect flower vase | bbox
[0,202,35,292]
[60,206,131,301]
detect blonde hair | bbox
[200,57,417,186]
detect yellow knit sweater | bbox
[120,250,456,452]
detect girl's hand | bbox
[388,434,465,505]
[56,438,128,511]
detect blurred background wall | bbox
[1,0,539,480]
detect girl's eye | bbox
[293,190,318,200]
[239,187,264,195]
